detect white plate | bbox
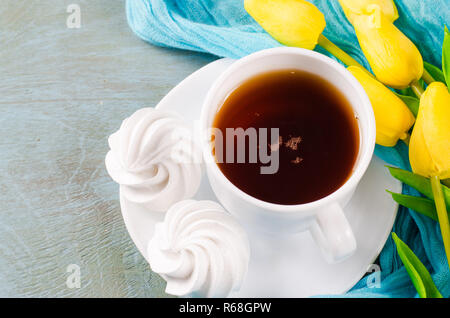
[120,58,401,297]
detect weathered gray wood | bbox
[0,0,216,297]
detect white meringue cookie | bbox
[148,200,250,298]
[105,108,202,212]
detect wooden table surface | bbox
[0,0,216,297]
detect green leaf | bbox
[388,191,438,221]
[392,233,443,298]
[398,87,416,98]
[443,26,450,89]
[395,93,420,117]
[444,179,450,188]
[387,167,450,210]
[424,61,446,84]
[388,167,434,198]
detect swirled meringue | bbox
[148,200,250,298]
[105,108,202,212]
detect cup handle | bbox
[310,202,357,263]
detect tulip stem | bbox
[318,35,363,68]
[411,80,425,98]
[422,69,435,85]
[431,175,450,269]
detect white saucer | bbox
[120,58,401,297]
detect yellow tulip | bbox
[410,82,450,269]
[244,0,326,50]
[348,66,415,147]
[339,0,398,24]
[351,6,423,89]
[410,82,450,179]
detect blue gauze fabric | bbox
[126,0,450,297]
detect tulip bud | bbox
[338,0,398,24]
[410,82,450,179]
[351,6,423,89]
[244,0,326,50]
[348,66,415,147]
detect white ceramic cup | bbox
[200,47,375,263]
